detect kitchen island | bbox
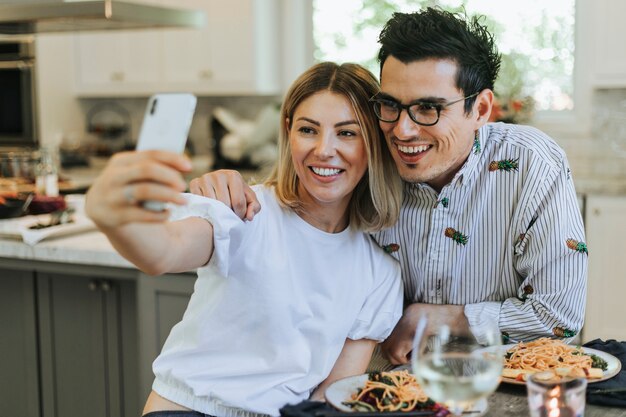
[0,231,197,417]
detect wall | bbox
[550,89,626,195]
[35,33,85,148]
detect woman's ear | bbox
[285,117,291,133]
[474,89,494,126]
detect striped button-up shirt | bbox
[373,122,588,341]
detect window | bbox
[313,0,576,123]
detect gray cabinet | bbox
[137,272,196,399]
[0,268,40,417]
[0,258,195,417]
[37,271,139,417]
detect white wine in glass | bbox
[411,315,503,416]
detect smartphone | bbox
[136,93,197,211]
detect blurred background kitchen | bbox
[2,0,625,191]
[1,1,625,416]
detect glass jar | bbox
[35,146,60,197]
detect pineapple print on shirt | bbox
[383,243,400,254]
[553,327,576,338]
[444,227,468,245]
[566,238,588,255]
[518,284,534,301]
[489,158,519,172]
[472,131,481,155]
[434,197,449,208]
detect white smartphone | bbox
[136,93,197,211]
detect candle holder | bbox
[527,373,587,417]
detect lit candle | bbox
[540,386,575,417]
[548,397,560,417]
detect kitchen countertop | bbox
[0,229,134,269]
[0,153,270,272]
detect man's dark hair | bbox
[377,7,501,113]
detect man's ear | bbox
[474,89,494,127]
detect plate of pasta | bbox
[502,337,621,385]
[325,369,486,415]
[325,370,444,413]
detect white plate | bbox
[501,345,622,385]
[325,374,369,412]
[325,373,488,415]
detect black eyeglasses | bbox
[370,92,479,126]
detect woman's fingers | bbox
[110,158,188,192]
[189,170,259,220]
[189,176,217,199]
[109,150,192,172]
[86,150,191,228]
[120,183,187,207]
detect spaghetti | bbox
[343,370,441,413]
[503,337,606,380]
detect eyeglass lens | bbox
[375,101,440,125]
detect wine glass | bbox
[411,314,503,416]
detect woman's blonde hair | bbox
[264,62,402,232]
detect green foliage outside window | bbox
[313,0,575,119]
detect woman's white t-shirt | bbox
[152,185,403,417]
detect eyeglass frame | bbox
[369,91,480,126]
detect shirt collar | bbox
[451,124,489,188]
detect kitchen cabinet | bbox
[0,259,141,417]
[74,31,161,96]
[583,195,626,342]
[73,0,280,97]
[36,269,139,417]
[588,0,626,87]
[136,272,195,399]
[159,0,280,95]
[0,251,195,417]
[0,268,40,417]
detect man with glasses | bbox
[190,8,587,368]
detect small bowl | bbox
[28,195,67,215]
[0,194,33,219]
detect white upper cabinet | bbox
[74,31,161,94]
[160,0,280,95]
[589,0,626,87]
[73,0,280,96]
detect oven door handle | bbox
[0,59,34,69]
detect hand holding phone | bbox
[136,93,197,211]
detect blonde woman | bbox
[85,62,403,417]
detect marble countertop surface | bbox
[0,229,134,269]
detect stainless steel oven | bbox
[0,35,37,146]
